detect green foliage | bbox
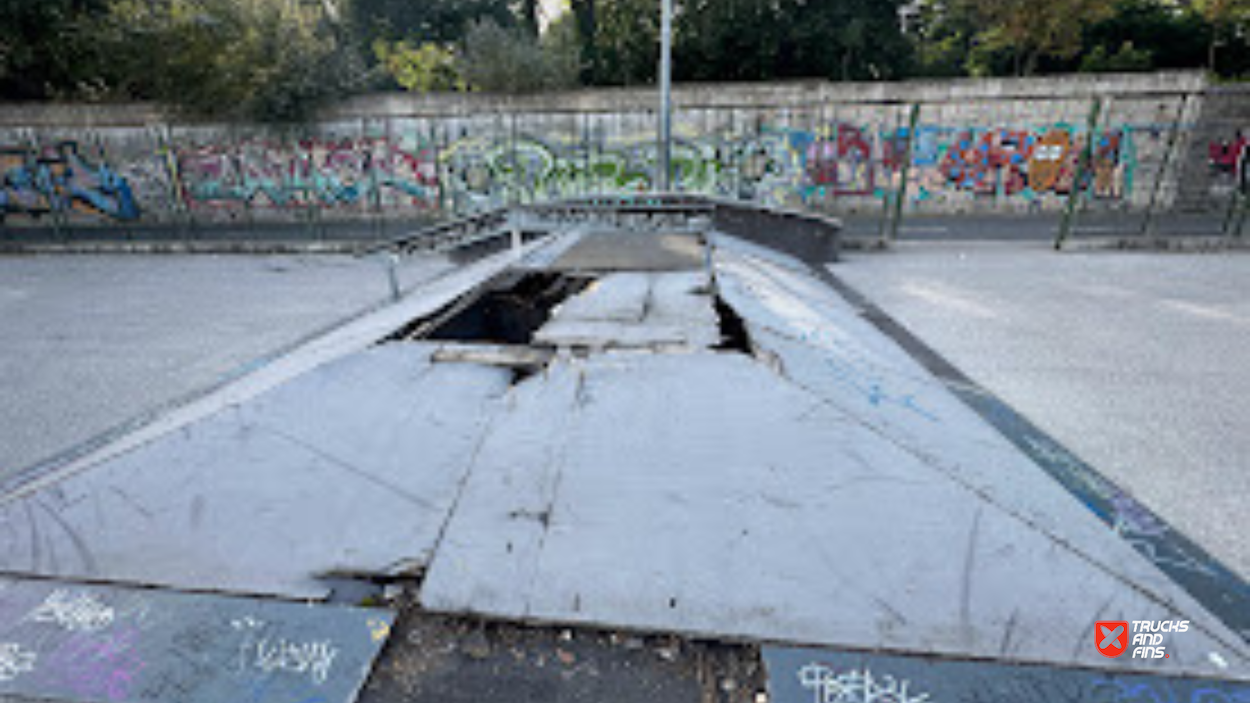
[1193,0,1250,74]
[0,0,113,100]
[541,11,586,78]
[374,40,466,92]
[3,0,1248,111]
[572,0,910,84]
[350,0,515,47]
[101,0,366,122]
[568,0,600,84]
[457,18,579,92]
[1080,41,1154,72]
[1082,0,1208,71]
[964,0,1117,76]
[913,0,1249,78]
[910,0,978,77]
[783,0,913,81]
[593,0,658,84]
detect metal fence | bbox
[1,83,1244,246]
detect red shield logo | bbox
[1096,621,1129,658]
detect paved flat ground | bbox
[837,243,1250,579]
[0,253,449,477]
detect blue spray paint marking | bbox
[1,143,140,221]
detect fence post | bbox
[885,102,922,246]
[1137,93,1190,242]
[386,252,401,302]
[1055,98,1103,251]
[1227,190,1248,240]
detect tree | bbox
[594,0,659,84]
[786,0,912,80]
[672,0,911,83]
[102,0,366,122]
[350,0,515,45]
[374,41,466,92]
[1192,0,1250,74]
[569,0,600,83]
[963,0,1116,76]
[1081,0,1209,73]
[0,0,113,100]
[1079,41,1154,72]
[909,0,980,78]
[516,0,541,36]
[457,18,579,91]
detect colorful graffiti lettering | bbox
[1209,131,1247,175]
[941,129,1036,196]
[175,137,440,212]
[1028,130,1074,193]
[1093,131,1127,199]
[0,142,140,222]
[0,114,1164,229]
[805,123,875,195]
[1209,131,1248,194]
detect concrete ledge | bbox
[0,240,372,255]
[1062,236,1250,253]
[838,234,1250,253]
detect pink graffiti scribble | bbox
[806,124,874,195]
[42,625,146,701]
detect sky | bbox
[539,0,570,30]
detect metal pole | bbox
[885,103,922,246]
[1054,98,1103,251]
[386,252,401,302]
[1230,190,1248,240]
[658,0,673,192]
[1138,93,1189,241]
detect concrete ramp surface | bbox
[0,229,1245,698]
[418,242,1247,680]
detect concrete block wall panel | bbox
[2,71,1242,234]
[1175,85,1250,213]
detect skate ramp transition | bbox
[0,197,1245,703]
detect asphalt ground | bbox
[836,242,1250,580]
[0,253,449,478]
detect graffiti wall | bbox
[1208,130,1247,194]
[0,141,142,223]
[0,74,1239,231]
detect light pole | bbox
[658,0,673,192]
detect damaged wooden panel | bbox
[431,344,555,372]
[0,345,511,598]
[0,576,392,703]
[534,272,719,350]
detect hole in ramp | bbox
[384,272,593,345]
[712,295,753,355]
[355,601,767,703]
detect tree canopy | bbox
[1,0,1246,121]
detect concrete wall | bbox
[0,71,1244,233]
